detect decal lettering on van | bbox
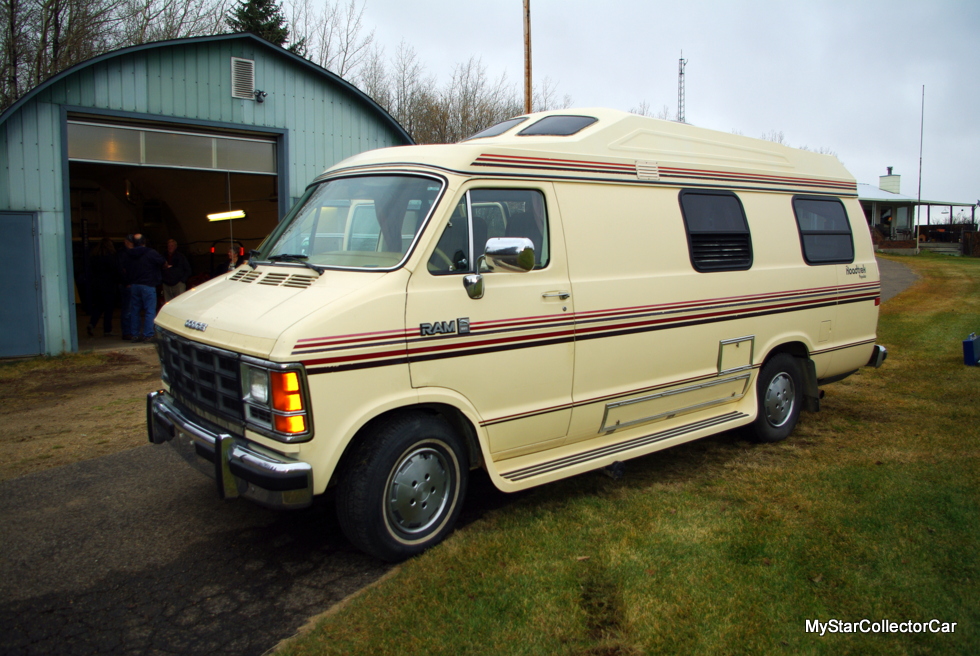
[420,317,470,337]
[845,265,867,278]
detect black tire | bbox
[748,353,804,443]
[336,411,468,562]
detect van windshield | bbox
[264,175,444,269]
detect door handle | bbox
[542,291,570,300]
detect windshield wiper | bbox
[267,253,325,276]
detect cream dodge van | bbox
[147,108,886,561]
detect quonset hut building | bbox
[0,33,411,357]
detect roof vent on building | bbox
[231,57,255,100]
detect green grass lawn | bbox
[277,254,979,656]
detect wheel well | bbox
[763,341,809,363]
[417,403,483,470]
[332,404,483,487]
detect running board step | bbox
[501,411,749,482]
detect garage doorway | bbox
[66,118,283,327]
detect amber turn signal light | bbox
[271,371,303,413]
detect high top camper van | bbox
[147,108,886,561]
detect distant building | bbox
[0,33,411,357]
[858,167,975,244]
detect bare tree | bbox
[532,76,570,112]
[289,0,372,77]
[0,0,29,107]
[30,0,119,85]
[387,41,436,138]
[760,129,785,144]
[798,144,840,160]
[629,102,673,120]
[0,0,227,111]
[355,41,583,144]
[355,41,388,106]
[422,56,522,143]
[120,0,226,45]
[629,100,651,116]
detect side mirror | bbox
[462,273,484,300]
[484,237,535,273]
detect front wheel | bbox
[748,354,804,443]
[336,412,468,562]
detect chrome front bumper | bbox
[147,390,313,509]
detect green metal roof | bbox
[0,32,412,144]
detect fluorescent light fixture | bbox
[208,209,246,221]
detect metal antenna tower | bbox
[677,51,687,123]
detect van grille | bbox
[689,233,752,271]
[156,329,243,424]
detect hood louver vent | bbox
[282,275,317,288]
[259,273,290,286]
[229,270,261,283]
[228,270,316,289]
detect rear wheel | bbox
[749,354,804,443]
[336,412,468,562]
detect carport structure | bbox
[0,33,411,357]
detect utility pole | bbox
[916,85,924,251]
[524,0,532,114]
[677,51,687,123]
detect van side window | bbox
[792,197,854,264]
[427,198,470,274]
[678,190,753,272]
[427,189,550,274]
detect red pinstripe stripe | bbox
[299,290,878,367]
[473,154,857,191]
[293,282,880,355]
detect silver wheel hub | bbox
[386,447,451,535]
[764,372,795,427]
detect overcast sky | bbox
[357,0,978,212]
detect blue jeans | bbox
[129,284,157,339]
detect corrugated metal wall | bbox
[0,36,409,355]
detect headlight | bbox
[248,368,270,404]
[241,361,312,442]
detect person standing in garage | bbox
[86,237,119,337]
[119,235,134,340]
[121,233,168,343]
[162,239,191,302]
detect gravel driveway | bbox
[0,445,390,655]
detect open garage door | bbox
[66,118,283,324]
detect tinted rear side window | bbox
[518,115,597,136]
[679,190,753,272]
[464,117,528,140]
[793,197,854,264]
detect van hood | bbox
[154,265,397,358]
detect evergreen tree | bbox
[226,0,304,54]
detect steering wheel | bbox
[431,247,454,270]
